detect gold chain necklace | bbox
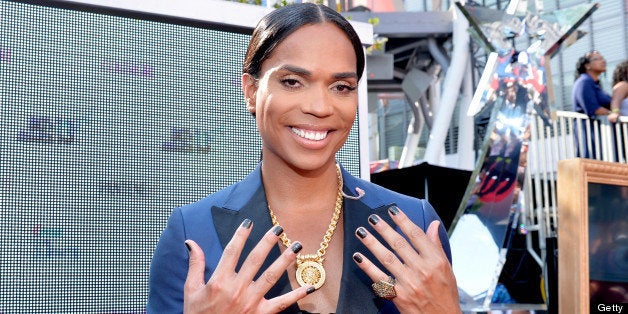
[268,165,343,289]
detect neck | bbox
[261,159,341,217]
[587,71,601,82]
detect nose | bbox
[302,86,334,117]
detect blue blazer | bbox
[147,164,452,313]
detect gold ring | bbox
[371,276,396,300]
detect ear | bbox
[242,73,258,114]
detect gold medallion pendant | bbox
[296,256,326,289]
[268,165,343,290]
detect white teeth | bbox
[291,127,328,141]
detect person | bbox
[146,3,460,314]
[608,60,628,122]
[572,50,612,158]
[607,60,628,161]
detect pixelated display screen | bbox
[0,1,361,311]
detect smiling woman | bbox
[243,22,359,172]
[147,3,461,313]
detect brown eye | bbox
[332,83,357,94]
[281,79,302,89]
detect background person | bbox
[608,60,628,122]
[572,50,612,158]
[607,60,628,161]
[146,3,460,314]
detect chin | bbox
[288,155,335,172]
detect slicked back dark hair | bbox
[242,3,365,81]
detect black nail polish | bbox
[352,253,363,263]
[368,214,380,225]
[291,242,303,253]
[356,227,367,239]
[306,286,316,294]
[388,205,400,216]
[272,225,284,236]
[241,218,252,229]
[185,242,191,252]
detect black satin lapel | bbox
[211,185,276,269]
[211,206,246,251]
[336,199,397,313]
[211,187,298,312]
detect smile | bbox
[291,127,329,141]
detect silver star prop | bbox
[448,0,598,309]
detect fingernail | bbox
[241,218,252,229]
[352,252,363,263]
[388,205,400,216]
[306,286,316,294]
[272,225,283,236]
[291,242,303,253]
[184,241,191,252]
[356,227,367,239]
[368,214,380,225]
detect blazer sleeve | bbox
[146,207,188,314]
[420,199,452,263]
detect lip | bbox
[289,126,334,149]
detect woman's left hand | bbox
[353,206,461,314]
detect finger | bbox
[426,220,442,246]
[184,239,207,294]
[263,285,315,314]
[351,252,390,284]
[355,226,404,276]
[214,218,254,275]
[236,225,284,285]
[387,206,441,258]
[250,241,303,299]
[425,220,450,260]
[366,213,418,265]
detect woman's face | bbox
[243,23,359,171]
[587,52,607,73]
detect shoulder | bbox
[344,173,452,261]
[342,170,432,215]
[613,81,628,96]
[573,74,586,84]
[179,165,263,217]
[179,183,237,215]
[159,181,244,243]
[574,74,594,87]
[364,179,426,207]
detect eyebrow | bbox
[280,65,358,80]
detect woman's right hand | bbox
[609,111,620,123]
[183,220,314,314]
